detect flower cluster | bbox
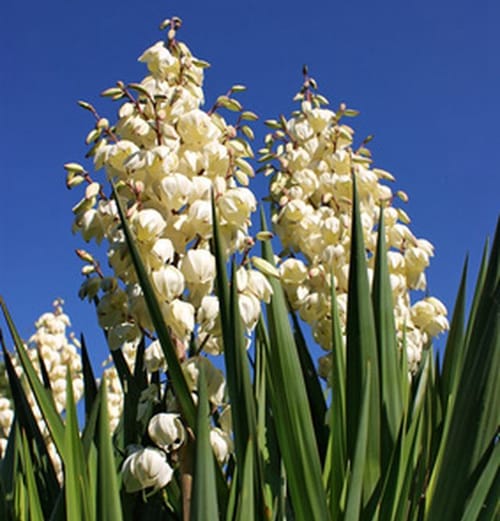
[67,17,270,364]
[26,299,84,411]
[0,299,129,472]
[260,75,449,375]
[0,299,83,476]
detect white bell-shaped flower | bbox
[218,188,256,228]
[238,293,261,331]
[132,209,166,242]
[148,238,175,269]
[152,266,185,302]
[148,413,186,452]
[183,356,226,406]
[245,269,273,303]
[122,447,174,493]
[177,109,221,147]
[197,295,221,333]
[166,299,195,340]
[156,173,192,211]
[180,249,216,286]
[210,428,233,465]
[144,340,167,373]
[138,41,177,79]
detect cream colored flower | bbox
[177,109,221,147]
[122,447,174,493]
[238,293,261,331]
[180,249,216,286]
[132,209,166,242]
[144,340,167,373]
[138,41,177,79]
[183,356,226,406]
[166,299,195,340]
[148,413,186,452]
[152,265,185,302]
[210,428,233,465]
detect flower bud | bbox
[250,256,280,279]
[101,87,123,98]
[85,128,101,144]
[66,172,85,189]
[64,162,86,174]
[77,100,94,111]
[396,190,409,202]
[85,182,100,200]
[81,265,95,275]
[97,118,109,130]
[256,231,274,241]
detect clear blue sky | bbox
[1,0,498,368]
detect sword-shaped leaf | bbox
[63,367,91,520]
[211,197,262,515]
[191,367,219,521]
[111,181,196,429]
[96,376,123,521]
[344,367,371,520]
[260,208,330,521]
[345,178,380,504]
[20,430,44,521]
[372,208,403,466]
[426,219,500,520]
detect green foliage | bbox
[0,199,498,520]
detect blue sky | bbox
[1,0,498,368]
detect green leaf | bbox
[290,311,328,461]
[0,415,18,519]
[20,430,44,521]
[96,377,123,521]
[464,238,490,348]
[260,208,330,521]
[111,181,196,429]
[191,367,219,521]
[80,334,98,423]
[211,196,259,514]
[460,441,500,521]
[36,346,53,392]
[389,415,423,521]
[63,367,90,521]
[226,261,258,474]
[372,207,403,467]
[1,347,51,468]
[440,259,467,407]
[0,340,61,518]
[235,440,255,521]
[426,219,500,520]
[344,367,371,520]
[255,318,282,520]
[345,177,380,503]
[327,281,347,520]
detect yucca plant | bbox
[0,16,498,521]
[1,195,498,520]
